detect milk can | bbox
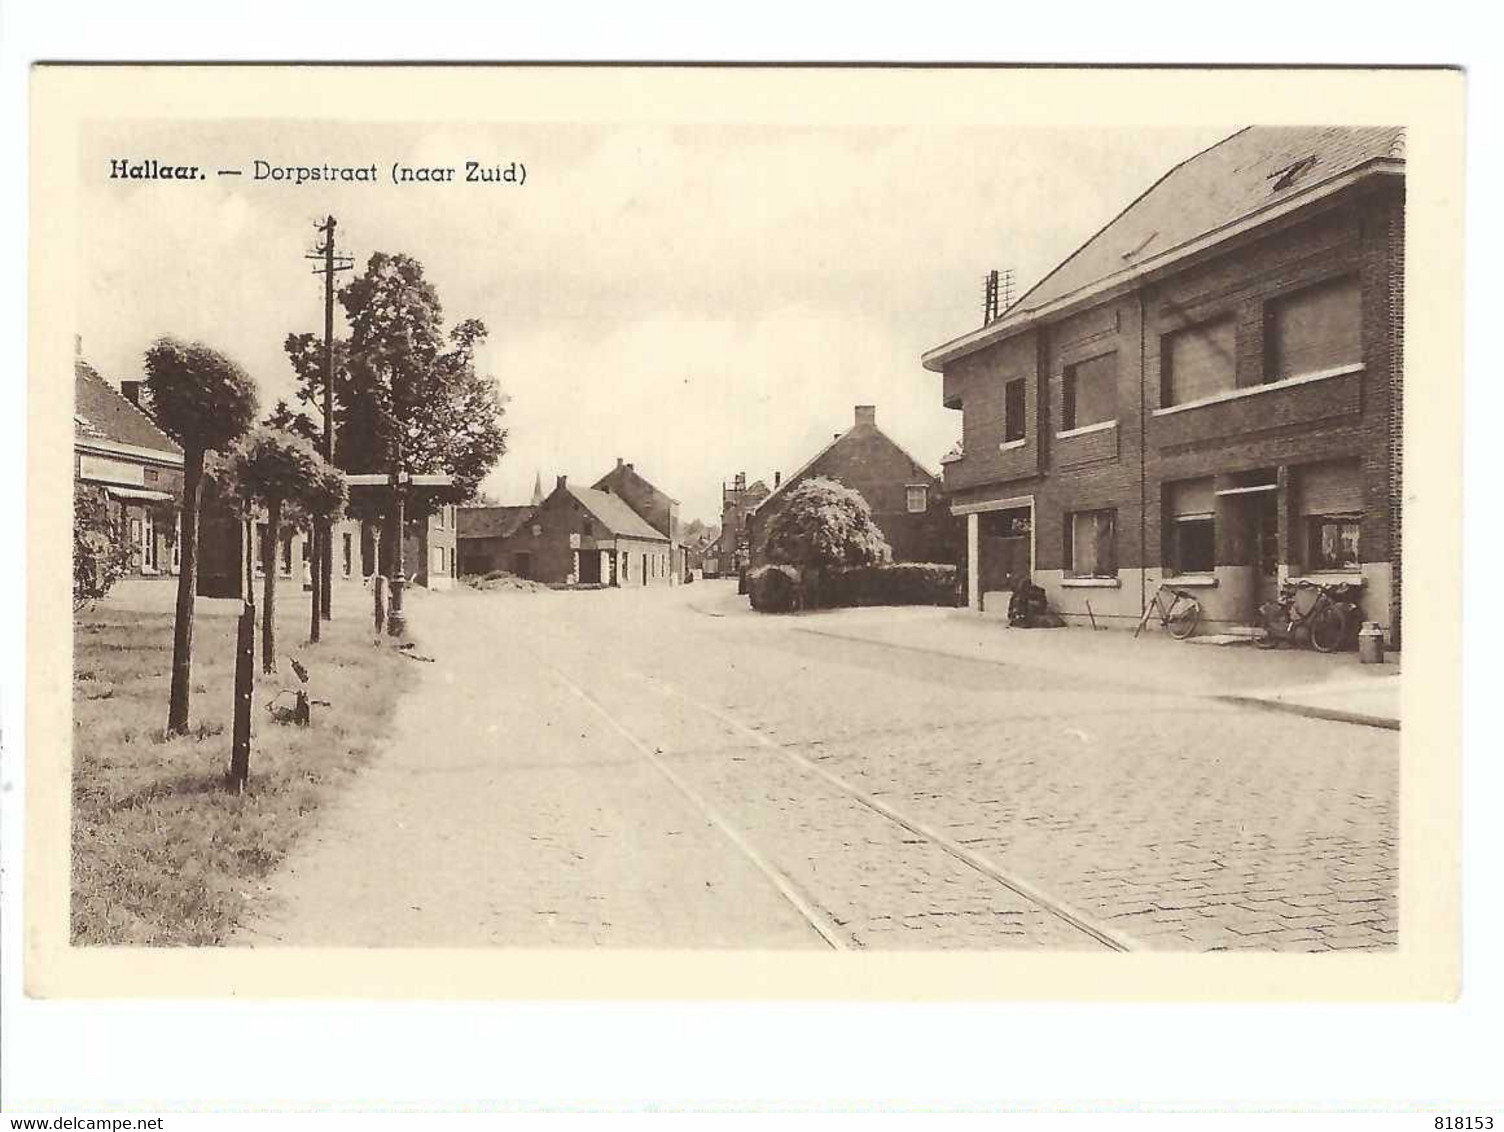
[1357,621,1386,664]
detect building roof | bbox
[74,359,182,459]
[564,484,670,541]
[923,125,1405,371]
[593,461,681,506]
[457,504,534,539]
[752,409,939,515]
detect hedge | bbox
[748,564,802,613]
[749,561,960,612]
[824,562,959,608]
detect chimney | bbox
[855,405,876,427]
[626,462,633,473]
[774,471,781,488]
[120,380,143,406]
[616,457,624,470]
[556,475,567,491]
[74,334,83,358]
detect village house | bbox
[482,475,672,587]
[456,504,537,576]
[74,355,185,577]
[922,126,1405,643]
[593,458,683,581]
[746,405,957,570]
[200,499,457,598]
[716,472,771,578]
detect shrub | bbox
[761,477,891,573]
[748,564,802,613]
[74,484,131,610]
[824,562,959,608]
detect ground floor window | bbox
[342,532,353,576]
[1065,509,1116,578]
[1169,517,1215,574]
[1306,514,1361,571]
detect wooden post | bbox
[374,573,387,634]
[228,600,255,792]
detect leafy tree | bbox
[282,252,507,525]
[230,428,341,671]
[144,338,259,735]
[73,484,130,610]
[760,477,891,606]
[265,398,321,444]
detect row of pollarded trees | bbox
[143,338,346,746]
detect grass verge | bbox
[71,583,409,945]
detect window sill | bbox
[998,438,1027,451]
[1056,419,1118,440]
[1153,362,1364,417]
[1061,576,1121,588]
[1165,573,1218,587]
[1289,573,1365,586]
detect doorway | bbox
[578,550,602,584]
[978,505,1033,593]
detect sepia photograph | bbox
[25,65,1463,1000]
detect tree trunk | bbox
[261,498,280,674]
[308,522,322,644]
[320,517,333,620]
[166,448,204,736]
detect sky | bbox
[78,120,1232,524]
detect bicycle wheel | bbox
[1309,605,1346,653]
[1165,596,1200,640]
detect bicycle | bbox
[1256,579,1358,653]
[1133,581,1202,640]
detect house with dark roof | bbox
[746,405,959,571]
[593,458,683,581]
[456,503,536,575]
[74,355,185,576]
[483,475,672,586]
[922,126,1405,642]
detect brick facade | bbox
[932,160,1404,642]
[748,405,960,569]
[490,477,672,587]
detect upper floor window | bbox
[1062,352,1117,431]
[1162,316,1236,407]
[1265,276,1362,382]
[1003,378,1027,443]
[906,485,929,513]
[1065,509,1117,578]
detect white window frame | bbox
[906,485,929,514]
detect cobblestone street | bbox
[242,583,1397,952]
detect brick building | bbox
[456,504,535,575]
[747,405,957,569]
[73,356,185,577]
[486,475,672,586]
[593,458,683,581]
[717,472,770,578]
[922,126,1405,642]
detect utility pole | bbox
[306,216,353,636]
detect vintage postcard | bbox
[26,65,1464,998]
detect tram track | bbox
[519,626,1132,953]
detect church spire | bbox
[531,469,544,505]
